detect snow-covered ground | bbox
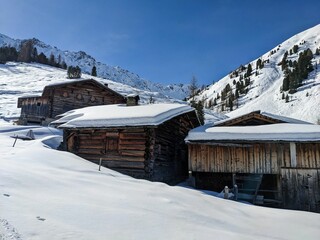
[1,120,320,240]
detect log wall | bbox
[65,128,149,179]
[281,168,320,212]
[50,83,125,118]
[63,111,199,184]
[152,113,195,183]
[19,97,49,124]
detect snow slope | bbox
[1,122,320,240]
[0,62,183,120]
[0,34,189,100]
[195,24,320,124]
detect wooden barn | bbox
[54,102,200,184]
[17,79,126,125]
[185,111,320,212]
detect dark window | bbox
[106,137,119,152]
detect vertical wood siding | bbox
[188,142,320,212]
[188,143,320,173]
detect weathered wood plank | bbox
[188,143,320,175]
[281,168,320,212]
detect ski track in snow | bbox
[0,219,22,240]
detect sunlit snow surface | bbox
[0,121,320,240]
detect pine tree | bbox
[67,66,82,79]
[37,52,48,64]
[256,59,261,69]
[190,100,204,125]
[61,61,67,69]
[225,83,231,93]
[49,53,56,66]
[0,47,18,63]
[282,68,294,93]
[91,66,97,76]
[235,89,239,99]
[213,98,217,106]
[281,51,288,71]
[57,54,62,67]
[189,75,198,100]
[245,77,250,87]
[31,47,38,62]
[228,97,233,111]
[17,40,33,63]
[246,63,252,77]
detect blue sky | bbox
[0,0,319,86]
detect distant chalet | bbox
[54,103,200,184]
[17,79,126,125]
[185,110,320,213]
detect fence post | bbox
[12,135,18,147]
[99,158,102,171]
[234,184,238,201]
[224,186,229,199]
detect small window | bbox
[37,102,41,107]
[104,132,119,153]
[76,94,83,100]
[106,137,119,152]
[90,96,96,102]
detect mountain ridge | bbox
[0,33,189,100]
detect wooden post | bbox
[12,135,18,147]
[232,173,236,186]
[187,171,195,187]
[224,186,229,199]
[99,158,102,171]
[234,184,238,201]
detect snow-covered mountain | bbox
[194,24,320,124]
[0,34,189,100]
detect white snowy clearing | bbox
[1,120,320,240]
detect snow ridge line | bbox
[0,219,22,240]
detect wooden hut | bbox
[55,103,200,184]
[17,79,126,125]
[185,110,320,212]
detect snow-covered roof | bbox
[203,109,228,124]
[54,103,195,128]
[214,110,311,126]
[42,78,125,98]
[185,123,320,142]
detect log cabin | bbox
[54,102,200,184]
[17,79,126,125]
[185,110,320,212]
